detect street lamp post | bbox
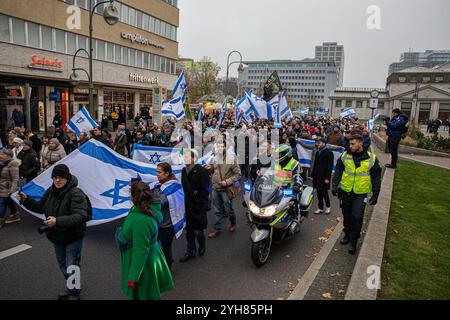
[225,50,244,97]
[69,1,119,119]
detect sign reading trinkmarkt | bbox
[121,32,165,50]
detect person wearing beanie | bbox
[312,136,334,215]
[0,148,21,227]
[17,140,40,183]
[16,163,88,300]
[12,137,23,159]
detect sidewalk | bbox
[399,154,450,170]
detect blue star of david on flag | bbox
[148,152,162,164]
[75,116,85,124]
[100,179,131,206]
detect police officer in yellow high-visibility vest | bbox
[332,134,381,254]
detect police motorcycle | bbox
[243,169,314,267]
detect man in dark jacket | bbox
[386,108,408,169]
[12,108,25,128]
[180,149,211,262]
[53,111,63,128]
[312,137,334,215]
[17,164,88,300]
[18,140,40,183]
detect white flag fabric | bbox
[162,96,185,121]
[66,107,97,138]
[172,72,187,103]
[279,92,293,120]
[198,104,205,121]
[236,94,253,117]
[133,145,185,165]
[340,107,356,119]
[11,139,184,226]
[151,179,186,239]
[217,99,227,127]
[296,139,344,171]
[246,91,274,119]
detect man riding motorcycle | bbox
[273,144,306,219]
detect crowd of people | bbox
[0,106,397,300]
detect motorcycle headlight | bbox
[260,205,277,217]
[248,201,260,215]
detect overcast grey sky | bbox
[178,0,450,88]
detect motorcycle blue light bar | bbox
[244,182,252,191]
[283,188,293,196]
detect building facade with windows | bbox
[315,42,345,87]
[329,88,389,120]
[238,59,338,110]
[388,50,450,76]
[0,0,179,133]
[387,64,450,125]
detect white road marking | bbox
[0,244,32,261]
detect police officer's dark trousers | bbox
[341,191,367,242]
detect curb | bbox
[398,155,450,171]
[288,220,343,300]
[344,168,395,300]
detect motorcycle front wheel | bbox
[251,237,272,267]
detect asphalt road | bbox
[0,186,341,300]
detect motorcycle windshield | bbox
[250,169,283,208]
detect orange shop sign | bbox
[28,54,64,72]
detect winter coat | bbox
[29,135,42,155]
[21,176,88,245]
[18,149,40,181]
[387,114,408,138]
[42,143,66,169]
[209,154,241,190]
[181,164,211,230]
[40,144,49,170]
[0,159,21,197]
[114,133,128,156]
[120,205,174,300]
[152,182,173,230]
[311,147,334,191]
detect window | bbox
[121,5,128,24]
[136,51,143,68]
[77,35,87,57]
[41,25,53,50]
[55,29,65,53]
[114,45,122,64]
[96,40,105,60]
[170,60,175,74]
[76,0,86,8]
[129,8,136,27]
[356,101,363,108]
[130,49,135,66]
[27,22,39,48]
[67,32,76,55]
[143,14,149,32]
[149,16,155,33]
[155,19,161,35]
[144,53,149,69]
[136,11,143,29]
[150,54,155,70]
[122,47,129,65]
[107,42,114,62]
[12,18,26,46]
[0,14,9,42]
[95,1,104,14]
[335,100,342,108]
[155,55,161,71]
[166,58,170,73]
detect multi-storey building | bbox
[0,0,179,133]
[315,42,345,86]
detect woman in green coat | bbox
[119,180,174,300]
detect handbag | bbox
[218,165,241,200]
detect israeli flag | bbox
[246,91,274,119]
[340,107,356,119]
[235,105,243,125]
[172,72,188,103]
[296,139,344,171]
[279,92,293,120]
[133,145,184,165]
[236,94,253,117]
[152,180,186,239]
[217,99,227,127]
[11,139,184,226]
[198,104,205,121]
[162,96,185,121]
[66,107,97,138]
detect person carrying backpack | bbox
[386,108,409,169]
[16,164,90,300]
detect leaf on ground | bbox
[276,297,284,300]
[324,227,335,236]
[322,292,332,300]
[394,229,399,234]
[286,255,291,259]
[319,236,328,242]
[338,289,345,294]
[330,272,342,277]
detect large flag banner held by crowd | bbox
[12,139,186,234]
[162,72,188,121]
